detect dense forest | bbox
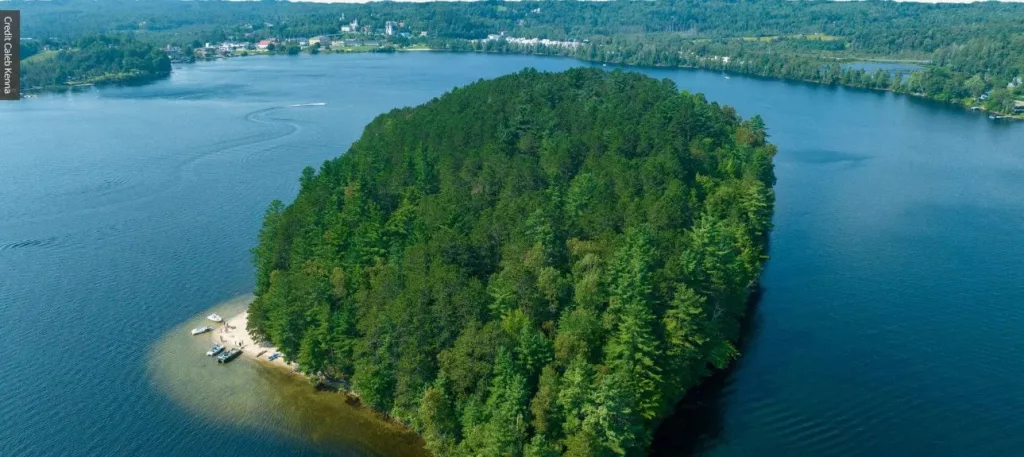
[19,36,171,91]
[247,68,775,456]
[13,0,1024,113]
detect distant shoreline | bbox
[21,49,1023,120]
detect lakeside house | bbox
[257,39,277,50]
[343,39,380,47]
[165,45,185,62]
[1013,101,1024,115]
[481,34,583,50]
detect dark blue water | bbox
[1,53,1023,456]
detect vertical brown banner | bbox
[1,10,20,100]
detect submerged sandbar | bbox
[149,295,427,457]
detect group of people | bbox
[218,323,244,348]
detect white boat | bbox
[207,314,223,323]
[191,326,213,335]
[207,344,225,356]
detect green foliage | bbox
[19,35,171,91]
[247,68,774,455]
[17,0,1024,111]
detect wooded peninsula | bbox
[247,68,775,456]
[20,36,170,91]
[13,0,1024,114]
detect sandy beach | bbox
[208,309,297,372]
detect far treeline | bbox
[19,36,171,91]
[14,0,1024,113]
[247,68,776,456]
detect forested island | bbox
[247,68,775,456]
[12,0,1024,115]
[19,36,171,92]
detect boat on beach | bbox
[268,352,281,361]
[207,314,223,323]
[206,344,225,356]
[217,348,242,364]
[191,326,213,335]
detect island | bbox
[245,68,775,456]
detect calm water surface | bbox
[1,53,1022,456]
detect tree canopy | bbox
[14,0,1024,111]
[19,35,171,91]
[247,68,775,456]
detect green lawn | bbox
[23,50,58,63]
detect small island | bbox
[246,68,775,456]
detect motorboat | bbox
[191,326,213,335]
[206,344,225,356]
[217,348,242,363]
[207,314,223,323]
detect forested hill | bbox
[20,36,171,91]
[12,0,1024,112]
[248,68,775,456]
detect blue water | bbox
[2,53,1023,456]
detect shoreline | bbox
[150,294,429,456]
[206,299,300,374]
[23,49,1023,120]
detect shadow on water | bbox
[649,285,766,457]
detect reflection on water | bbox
[651,287,765,456]
[148,295,427,457]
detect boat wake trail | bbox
[0,237,60,252]
[0,102,328,234]
[238,103,325,161]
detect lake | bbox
[2,52,1023,457]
